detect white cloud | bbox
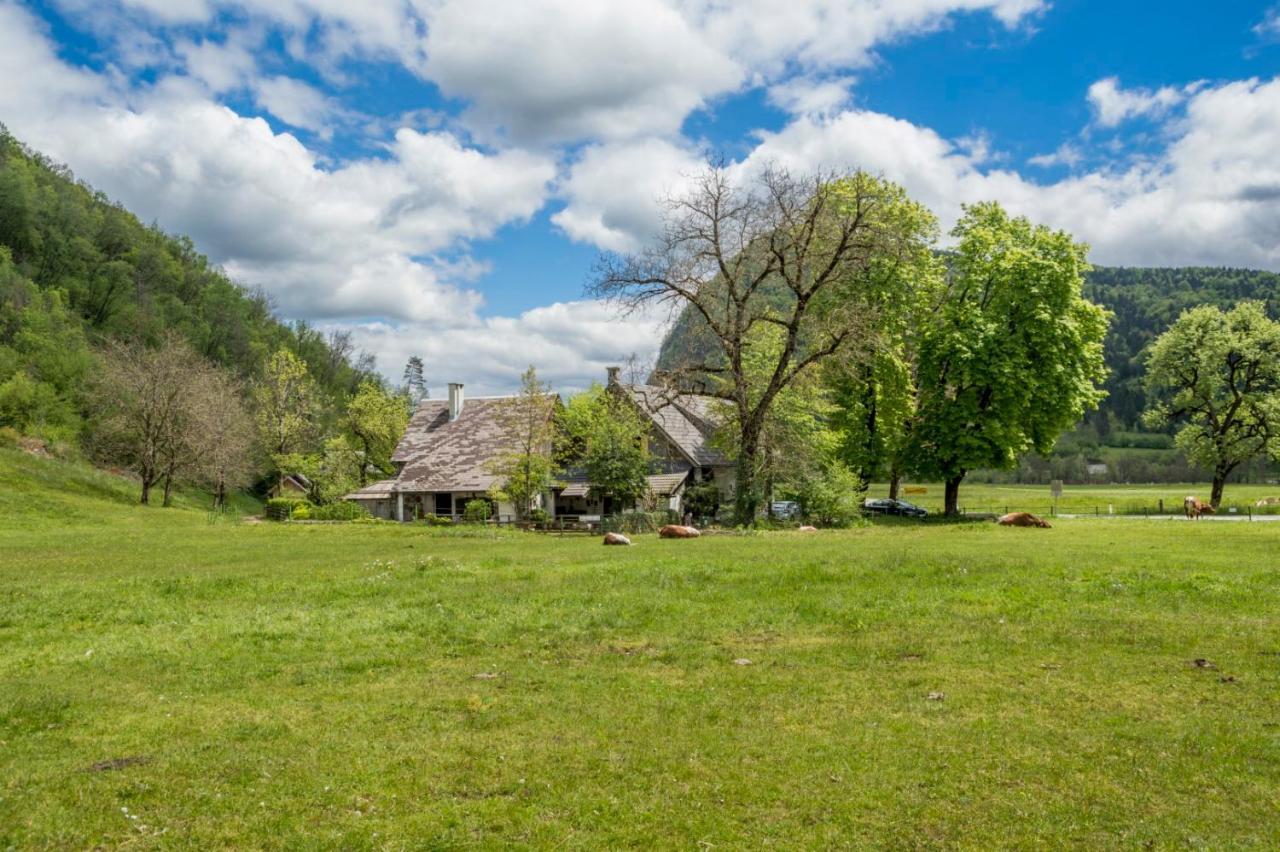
[766,76,855,116]
[552,138,704,251]
[1087,76,1188,127]
[1027,142,1083,169]
[421,0,740,144]
[253,76,349,135]
[340,299,670,396]
[1254,5,1280,39]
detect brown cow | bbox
[602,532,632,546]
[1184,496,1215,520]
[997,512,1052,528]
[659,524,701,539]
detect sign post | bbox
[1050,479,1063,516]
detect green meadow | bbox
[3,448,1280,848]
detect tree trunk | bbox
[1210,471,1227,509]
[162,474,175,508]
[734,434,761,527]
[944,473,965,516]
[214,478,226,510]
[140,476,152,505]
[888,470,901,501]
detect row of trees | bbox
[595,164,1111,519]
[90,335,413,507]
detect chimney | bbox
[448,383,464,421]
[606,366,620,387]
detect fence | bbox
[953,502,1275,520]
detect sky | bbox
[2,0,1279,394]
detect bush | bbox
[309,501,370,521]
[527,508,550,527]
[265,496,309,521]
[423,514,454,527]
[0,426,17,447]
[290,504,311,520]
[683,481,722,524]
[463,499,492,523]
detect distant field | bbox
[3,449,1280,847]
[875,480,1280,516]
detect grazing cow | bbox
[659,524,701,539]
[603,532,632,546]
[1184,496,1215,520]
[997,512,1052,528]
[798,525,818,532]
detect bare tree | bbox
[95,334,259,508]
[189,368,256,510]
[589,162,934,523]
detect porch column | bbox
[396,492,404,522]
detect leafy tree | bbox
[559,384,650,508]
[402,356,427,404]
[486,366,558,521]
[909,203,1110,515]
[275,436,364,505]
[710,325,842,515]
[254,348,319,485]
[1142,301,1280,507]
[591,164,937,524]
[346,379,409,485]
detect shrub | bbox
[309,501,370,521]
[290,504,311,520]
[265,496,309,521]
[423,514,454,527]
[527,508,550,527]
[683,481,722,524]
[603,510,677,534]
[463,499,492,523]
[0,426,18,447]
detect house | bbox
[346,369,736,522]
[561,367,734,517]
[346,382,546,521]
[268,472,311,499]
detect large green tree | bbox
[254,348,320,484]
[909,203,1110,515]
[591,165,938,525]
[346,379,409,486]
[559,384,651,509]
[1142,301,1280,507]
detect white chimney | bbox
[448,383,464,421]
[606,366,620,386]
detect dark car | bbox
[862,497,928,519]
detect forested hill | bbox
[655,264,1280,430]
[0,128,373,443]
[1083,267,1280,427]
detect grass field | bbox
[3,450,1280,847]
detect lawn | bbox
[3,456,1280,847]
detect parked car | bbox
[862,497,928,519]
[768,500,800,520]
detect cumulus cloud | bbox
[552,138,704,251]
[1087,76,1189,127]
[338,299,671,396]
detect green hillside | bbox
[0,442,259,528]
[0,127,373,449]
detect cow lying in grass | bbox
[659,525,700,539]
[1184,497,1215,520]
[997,512,1052,528]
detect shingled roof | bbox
[391,396,547,493]
[622,384,730,467]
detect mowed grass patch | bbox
[1,516,1279,848]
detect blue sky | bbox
[2,0,1279,391]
